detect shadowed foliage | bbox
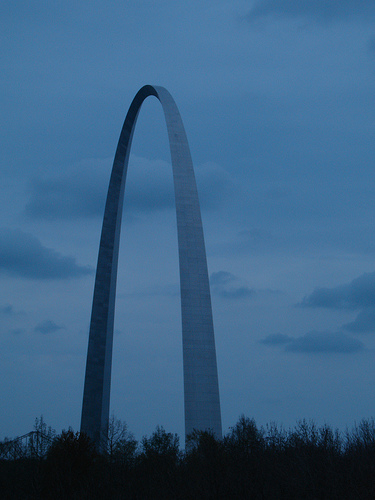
[1,415,375,499]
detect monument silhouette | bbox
[81,85,222,448]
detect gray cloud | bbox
[300,272,375,310]
[196,162,236,211]
[119,283,180,299]
[24,159,108,220]
[343,307,375,333]
[34,320,64,335]
[0,228,93,280]
[368,37,375,53]
[210,271,256,299]
[0,304,14,316]
[260,333,293,345]
[210,271,235,286]
[286,331,364,353]
[24,157,234,221]
[248,0,375,22]
[0,304,25,319]
[25,176,105,220]
[126,160,234,213]
[262,330,364,353]
[11,328,25,336]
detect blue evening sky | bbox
[1,0,375,442]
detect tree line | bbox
[1,415,375,499]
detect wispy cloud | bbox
[0,304,15,316]
[210,271,256,299]
[0,228,93,280]
[261,330,364,354]
[286,331,363,353]
[34,320,64,335]
[10,328,25,336]
[260,333,293,345]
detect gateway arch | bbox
[81,85,222,448]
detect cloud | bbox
[195,162,236,211]
[11,328,25,336]
[118,283,180,299]
[24,158,109,220]
[0,304,14,316]
[34,320,64,335]
[210,271,235,286]
[286,331,364,353]
[260,333,293,345]
[247,0,375,22]
[300,272,375,310]
[343,307,375,333]
[126,159,234,213]
[261,330,364,353]
[0,228,93,279]
[368,37,375,53]
[124,156,175,213]
[210,271,256,299]
[24,157,234,221]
